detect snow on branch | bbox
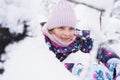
[68,0,105,12]
[68,0,105,30]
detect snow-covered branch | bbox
[68,0,105,12]
[68,0,105,30]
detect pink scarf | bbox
[42,25,76,47]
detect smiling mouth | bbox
[61,37,72,42]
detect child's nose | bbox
[64,30,70,36]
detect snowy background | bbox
[0,0,120,80]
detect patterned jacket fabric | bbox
[43,29,120,80]
[97,44,120,80]
[44,29,93,62]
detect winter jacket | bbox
[97,43,120,80]
[43,29,120,80]
[44,29,94,79]
[44,29,93,62]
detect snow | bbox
[0,0,120,80]
[2,36,78,80]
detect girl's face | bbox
[50,26,75,44]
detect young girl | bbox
[42,0,120,80]
[42,0,93,79]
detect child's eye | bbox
[69,27,75,30]
[58,27,64,30]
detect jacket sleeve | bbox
[76,30,93,53]
[80,37,93,53]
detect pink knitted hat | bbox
[44,0,77,30]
